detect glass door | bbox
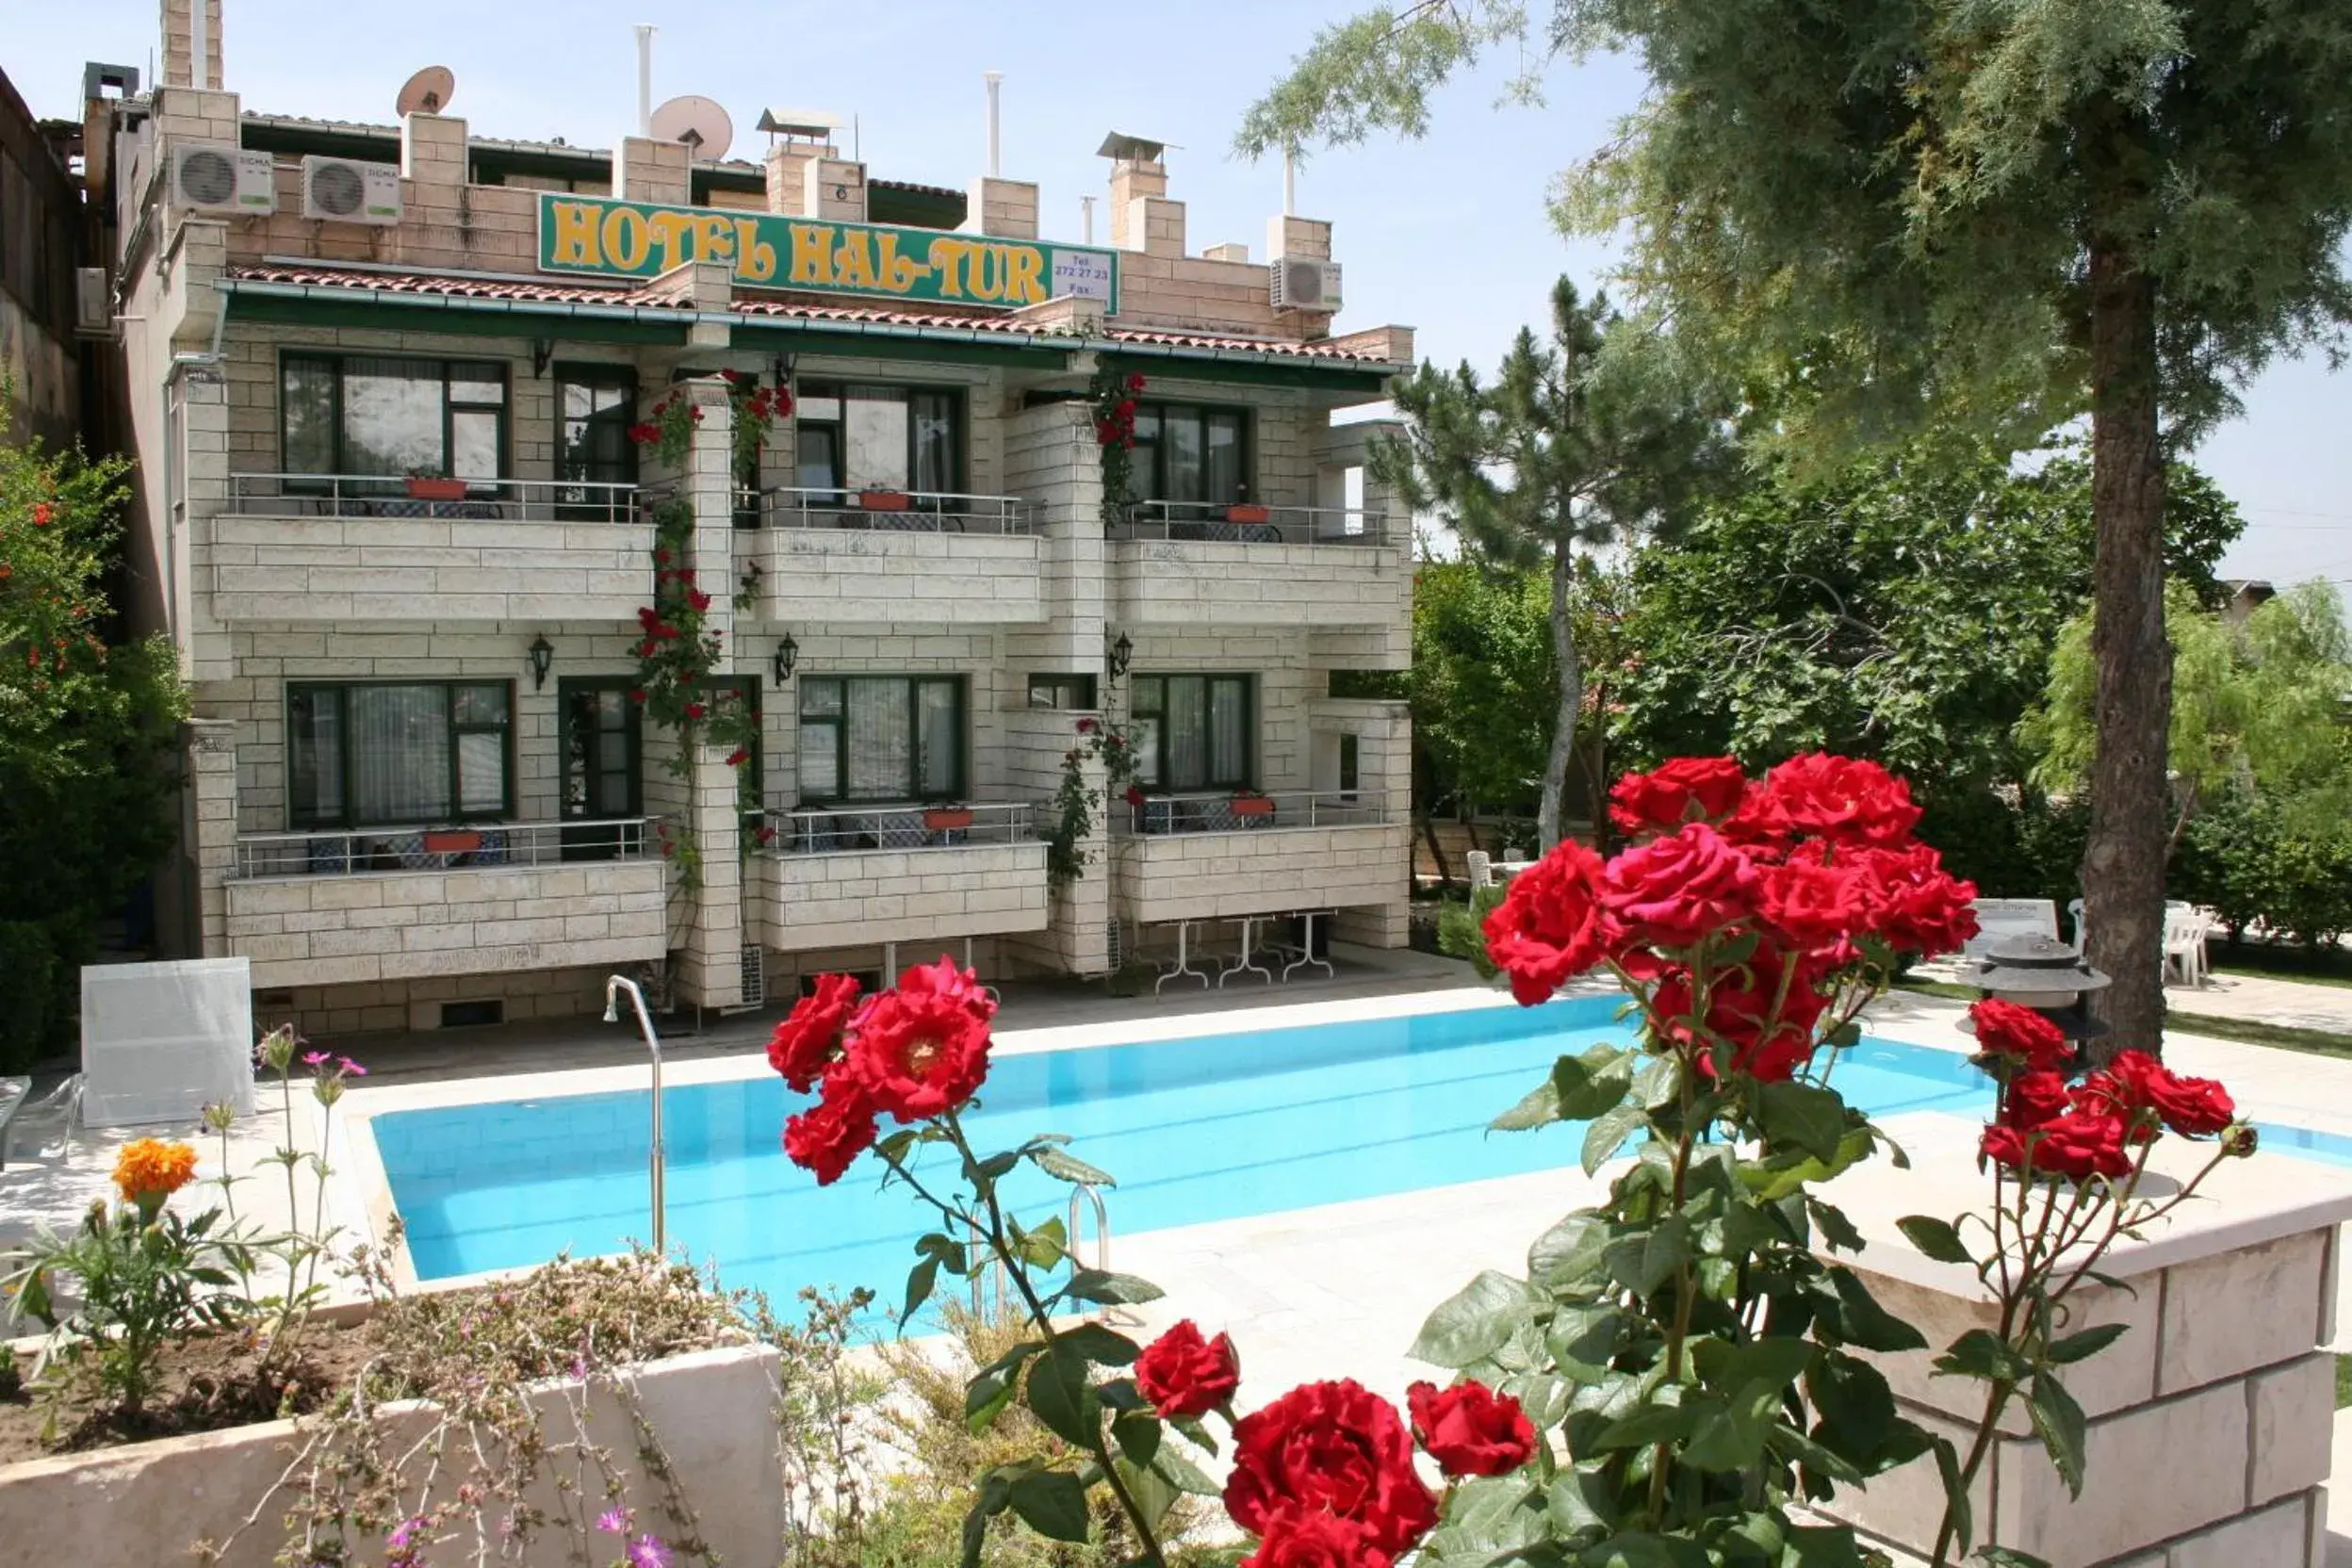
[560,678,642,860]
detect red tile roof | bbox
[224,265,1396,363]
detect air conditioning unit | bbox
[1269,256,1343,314]
[169,141,276,215]
[301,155,402,224]
[74,268,111,337]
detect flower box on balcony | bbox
[404,476,468,502]
[858,489,912,513]
[923,808,975,831]
[421,829,483,855]
[1225,503,1270,525]
[1230,795,1276,818]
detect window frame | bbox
[1025,673,1100,711]
[1129,673,1255,792]
[793,381,969,500]
[554,362,641,494]
[285,679,518,829]
[795,674,968,804]
[1125,401,1254,508]
[278,351,513,482]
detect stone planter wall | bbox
[1818,1113,2352,1568]
[0,1342,783,1568]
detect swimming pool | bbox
[368,997,2352,1308]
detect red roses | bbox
[1980,1041,2238,1184]
[1224,1380,1437,1561]
[1406,1380,1536,1478]
[769,956,998,1183]
[1135,1320,1240,1418]
[1969,998,2071,1071]
[1607,754,1746,836]
[1604,824,1760,950]
[1480,841,1609,1006]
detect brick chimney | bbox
[159,0,224,90]
[1109,151,1184,257]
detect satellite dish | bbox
[650,94,733,160]
[396,65,458,118]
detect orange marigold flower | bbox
[113,1137,199,1202]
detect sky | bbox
[8,0,2351,590]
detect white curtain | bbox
[349,686,449,822]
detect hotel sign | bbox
[537,192,1120,312]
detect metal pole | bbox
[1282,145,1296,218]
[604,974,665,1253]
[1081,195,1096,244]
[983,72,1004,179]
[633,25,655,138]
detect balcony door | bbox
[560,678,642,861]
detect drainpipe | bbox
[190,0,208,90]
[983,72,1003,179]
[634,24,655,138]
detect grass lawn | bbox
[2210,944,2352,991]
[2339,1353,2352,1410]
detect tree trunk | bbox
[1541,540,1580,851]
[2081,220,2171,1060]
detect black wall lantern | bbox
[1966,931,2112,1062]
[527,634,554,691]
[773,632,799,684]
[1106,630,1134,685]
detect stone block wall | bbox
[744,529,1045,626]
[1001,707,1112,977]
[760,842,1049,953]
[203,516,655,623]
[1109,539,1407,629]
[1111,823,1411,925]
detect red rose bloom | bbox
[1602,824,1759,951]
[1125,784,1148,808]
[1968,999,2071,1072]
[1759,754,1923,847]
[32,502,53,527]
[782,1074,877,1185]
[689,589,713,612]
[1077,717,1097,734]
[841,956,995,1122]
[1652,956,1828,1083]
[1984,1109,2131,1182]
[1756,855,1874,949]
[2084,1051,2236,1137]
[1241,1510,1390,1568]
[1406,1380,1537,1478]
[1481,841,1609,1005]
[1225,1380,1437,1560]
[684,701,707,719]
[1127,372,1147,392]
[1864,844,1979,956]
[629,689,647,704]
[767,972,862,1091]
[2001,1070,2071,1132]
[1607,756,1747,838]
[1135,1320,1241,1418]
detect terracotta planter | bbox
[1230,795,1275,818]
[923,808,975,831]
[1225,503,1270,525]
[421,829,482,854]
[404,476,468,501]
[858,489,912,513]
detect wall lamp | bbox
[527,634,555,691]
[1106,630,1133,685]
[773,632,799,684]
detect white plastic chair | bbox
[1465,850,1494,890]
[1,1074,82,1167]
[2067,898,2088,955]
[2161,908,2211,988]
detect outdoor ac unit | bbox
[1269,256,1343,314]
[301,155,402,224]
[169,141,276,215]
[74,267,110,336]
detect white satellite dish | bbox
[396,65,458,118]
[650,94,733,161]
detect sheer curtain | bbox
[1210,679,1247,784]
[917,681,958,794]
[1167,678,1206,789]
[845,679,912,799]
[348,686,449,822]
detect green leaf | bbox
[1528,1212,1609,1291]
[1057,1322,1141,1366]
[901,1255,942,1329]
[1111,1411,1161,1468]
[1031,1145,1118,1186]
[1545,1303,1625,1386]
[1823,1021,1863,1051]
[1150,1444,1221,1496]
[1691,1333,1813,1395]
[1972,1549,2053,1568]
[1492,1077,1563,1133]
[1897,1215,1974,1265]
[1025,1348,1100,1448]
[1583,1104,1646,1175]
[1605,1217,1691,1298]
[1681,1391,1775,1472]
[2024,1373,2087,1498]
[1935,1437,1973,1560]
[1933,1328,2031,1384]
[1170,1415,1218,1455]
[1784,1525,1870,1566]
[1825,1266,1927,1352]
[966,1367,1019,1434]
[1061,1268,1165,1307]
[1577,1532,1710,1567]
[2045,1322,2129,1365]
[1553,1045,1634,1119]
[1112,1455,1179,1530]
[1005,1469,1090,1544]
[1756,1080,1849,1163]
[1410,1269,1536,1368]
[973,1149,1021,1183]
[1591,1398,1692,1452]
[1017,1215,1070,1270]
[1546,1465,1613,1535]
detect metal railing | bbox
[1112,499,1380,547]
[754,485,1033,534]
[225,472,643,524]
[1120,789,1396,837]
[761,801,1038,856]
[233,816,658,880]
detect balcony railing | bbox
[1120,790,1396,836]
[762,801,1038,855]
[754,486,1034,534]
[224,473,642,524]
[1112,500,1379,547]
[233,817,658,880]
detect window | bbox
[1130,675,1252,792]
[287,682,514,827]
[798,677,965,801]
[280,353,509,482]
[556,365,638,510]
[1125,403,1250,510]
[794,383,963,498]
[1338,732,1361,800]
[1026,673,1099,710]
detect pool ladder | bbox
[967,1183,1116,1322]
[603,974,666,1255]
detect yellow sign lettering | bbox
[874,233,926,294]
[832,231,878,291]
[694,214,740,267]
[967,243,1006,303]
[927,237,975,299]
[646,209,698,273]
[1004,245,1047,306]
[601,206,652,271]
[547,200,603,269]
[735,218,778,283]
[788,223,834,286]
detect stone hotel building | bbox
[103,2,1415,1035]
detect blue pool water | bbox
[370,997,2352,1307]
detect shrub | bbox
[2175,791,2352,948]
[0,921,56,1071]
[1434,884,1505,976]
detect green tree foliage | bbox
[0,409,188,1070]
[1411,557,1555,816]
[1241,0,2352,1051]
[1377,277,1727,847]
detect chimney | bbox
[964,72,1037,240]
[1100,133,1183,258]
[615,136,691,204]
[400,112,468,196]
[160,0,224,90]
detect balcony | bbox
[204,474,653,622]
[755,802,1050,954]
[735,486,1046,627]
[222,818,667,988]
[1108,501,1406,629]
[1112,790,1411,923]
